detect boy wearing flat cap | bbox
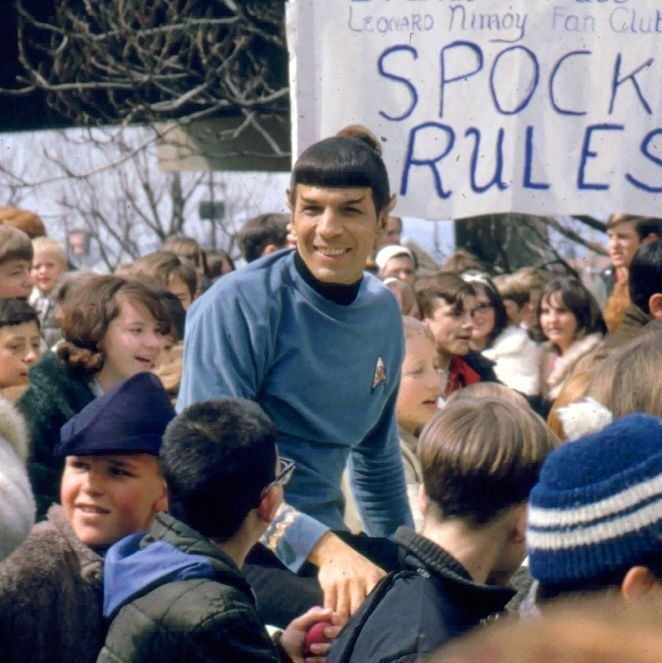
[0,372,173,663]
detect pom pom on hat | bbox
[527,414,662,588]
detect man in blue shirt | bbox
[178,133,413,622]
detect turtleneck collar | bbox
[294,250,362,306]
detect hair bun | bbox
[336,124,382,156]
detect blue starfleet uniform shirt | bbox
[178,250,413,571]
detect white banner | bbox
[287,0,661,219]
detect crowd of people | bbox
[0,129,660,662]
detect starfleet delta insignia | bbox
[372,356,387,391]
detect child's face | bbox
[31,251,65,294]
[60,454,167,549]
[99,298,166,385]
[0,321,41,388]
[0,259,32,299]
[424,295,476,363]
[397,333,441,434]
[167,274,193,311]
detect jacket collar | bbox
[395,526,515,615]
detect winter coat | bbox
[0,504,105,663]
[98,512,285,663]
[540,333,603,401]
[600,303,652,353]
[0,397,35,560]
[483,326,542,397]
[18,350,96,517]
[328,527,515,662]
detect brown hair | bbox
[546,369,594,440]
[0,225,33,264]
[58,276,171,376]
[129,251,197,300]
[418,397,558,524]
[587,329,662,417]
[446,382,529,409]
[440,250,484,274]
[607,213,642,232]
[0,206,46,238]
[161,235,208,276]
[415,272,476,320]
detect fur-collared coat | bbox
[540,333,603,401]
[0,396,35,561]
[0,505,105,663]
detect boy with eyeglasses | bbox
[98,398,341,662]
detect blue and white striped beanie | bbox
[527,414,661,587]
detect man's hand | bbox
[280,606,342,663]
[308,532,386,622]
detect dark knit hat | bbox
[55,372,175,457]
[527,414,662,587]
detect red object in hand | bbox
[304,620,333,656]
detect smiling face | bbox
[0,259,32,299]
[31,251,66,295]
[424,295,476,368]
[290,185,389,285]
[97,298,166,390]
[539,291,579,353]
[60,454,166,549]
[397,332,442,435]
[0,321,41,388]
[608,221,640,270]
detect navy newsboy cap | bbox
[55,372,175,457]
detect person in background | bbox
[129,250,197,311]
[440,250,485,275]
[0,373,172,663]
[99,398,341,663]
[152,290,186,403]
[329,397,558,662]
[29,237,68,347]
[238,213,289,263]
[527,414,661,605]
[538,276,606,405]
[19,275,170,517]
[0,225,33,300]
[205,249,235,281]
[463,272,541,398]
[375,245,417,285]
[396,317,442,530]
[493,267,546,335]
[0,395,35,561]
[384,278,420,318]
[0,299,41,402]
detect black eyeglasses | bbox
[472,303,494,316]
[260,457,296,500]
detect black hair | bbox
[462,271,509,344]
[0,298,40,330]
[160,398,277,541]
[290,136,390,213]
[205,249,236,279]
[156,289,186,342]
[629,240,662,315]
[539,276,606,338]
[238,213,289,263]
[636,218,661,241]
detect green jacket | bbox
[98,513,286,663]
[18,351,96,517]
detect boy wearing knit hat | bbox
[527,414,662,602]
[0,372,174,663]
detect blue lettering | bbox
[609,54,653,115]
[490,46,539,115]
[625,128,662,193]
[465,127,508,193]
[577,123,625,190]
[523,126,551,190]
[549,51,590,116]
[439,41,483,118]
[378,45,419,122]
[400,122,455,200]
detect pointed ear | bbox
[386,193,397,215]
[154,481,169,513]
[621,566,656,601]
[285,189,294,212]
[256,486,281,524]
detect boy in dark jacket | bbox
[99,398,340,662]
[329,397,558,662]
